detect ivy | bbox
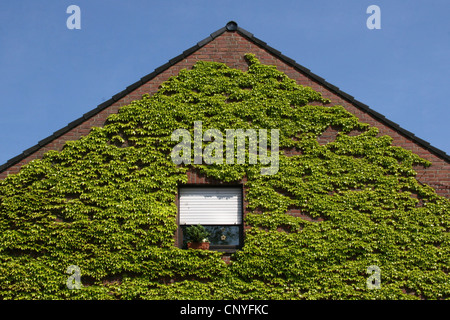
[0,53,448,299]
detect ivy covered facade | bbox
[0,22,449,300]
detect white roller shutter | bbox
[179,187,242,225]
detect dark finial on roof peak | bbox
[226,21,238,31]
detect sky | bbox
[0,0,449,166]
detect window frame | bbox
[177,184,244,252]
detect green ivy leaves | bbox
[0,53,448,299]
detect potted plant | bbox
[186,224,210,250]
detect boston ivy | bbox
[0,54,448,300]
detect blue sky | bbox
[0,0,449,166]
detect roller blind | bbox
[179,187,242,225]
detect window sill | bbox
[181,245,240,253]
[211,248,238,253]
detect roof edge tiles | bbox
[1,21,448,173]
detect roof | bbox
[1,21,448,173]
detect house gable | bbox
[0,24,449,300]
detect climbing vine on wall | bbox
[0,54,448,300]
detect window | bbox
[178,186,243,251]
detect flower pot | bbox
[187,242,210,250]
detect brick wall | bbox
[1,30,448,200]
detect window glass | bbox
[181,225,241,247]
